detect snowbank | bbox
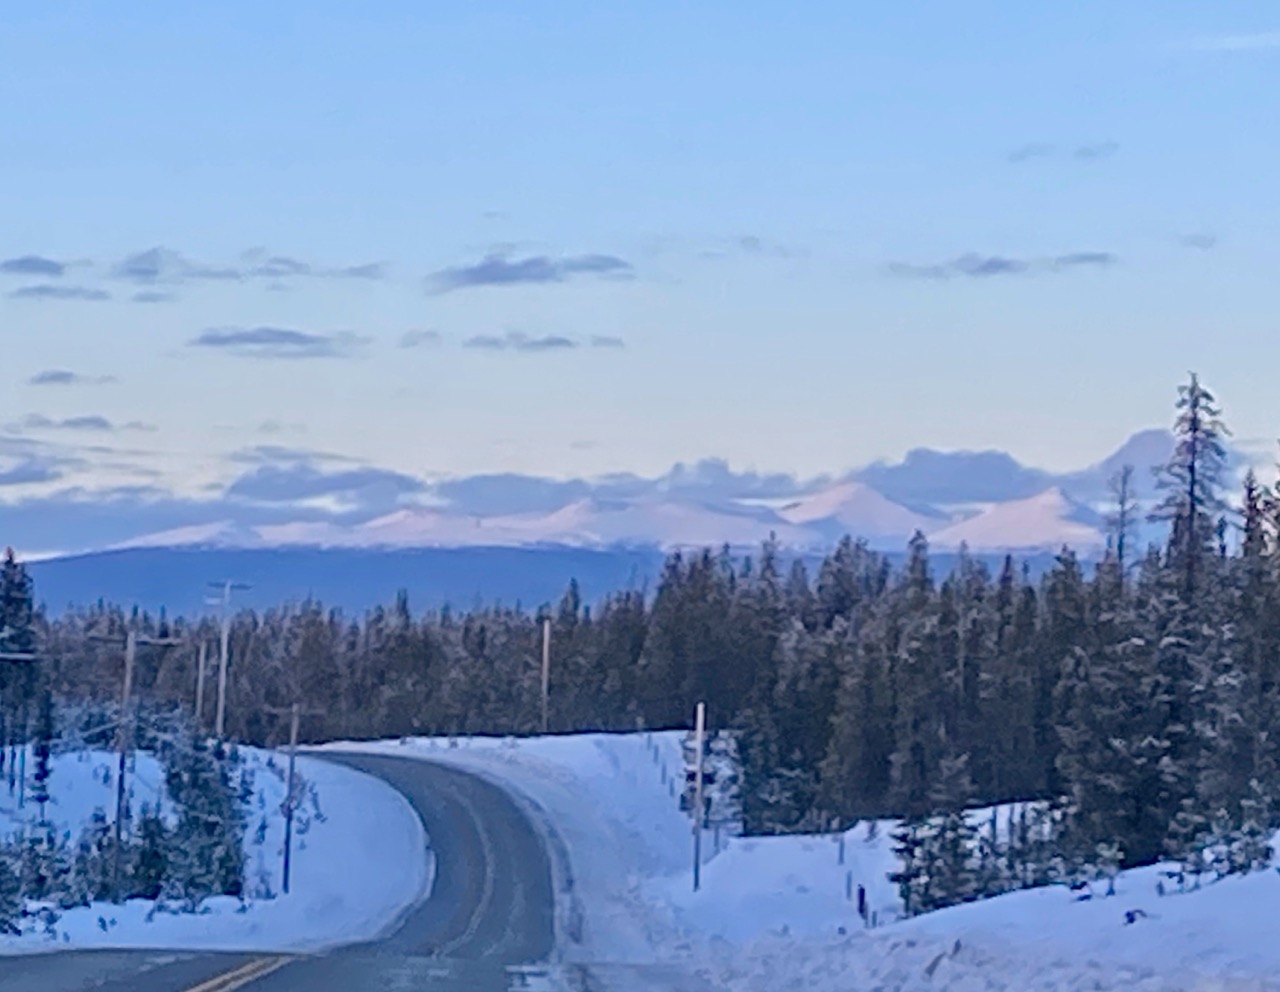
[0,746,429,955]
[320,731,1280,991]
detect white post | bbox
[282,702,300,894]
[207,580,246,739]
[540,618,551,735]
[195,640,207,728]
[692,701,706,892]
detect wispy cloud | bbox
[0,255,66,278]
[254,420,307,436]
[1181,233,1219,251]
[229,444,359,467]
[462,331,626,353]
[113,247,238,284]
[239,249,386,281]
[27,370,117,387]
[0,458,64,487]
[190,327,368,360]
[1008,141,1119,164]
[11,414,154,433]
[131,290,178,304]
[464,332,578,352]
[7,284,110,301]
[1072,141,1120,161]
[888,251,1118,280]
[427,252,633,294]
[1050,251,1118,270]
[696,234,807,261]
[112,246,386,286]
[399,329,442,348]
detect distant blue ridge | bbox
[28,544,1068,617]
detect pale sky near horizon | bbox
[3,1,1279,498]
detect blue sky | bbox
[2,0,1278,512]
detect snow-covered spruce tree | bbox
[0,847,21,933]
[73,810,115,904]
[130,808,171,900]
[974,806,1011,898]
[1094,841,1124,895]
[888,815,930,918]
[919,752,980,910]
[820,615,895,820]
[1142,373,1233,864]
[19,829,70,904]
[1055,552,1160,867]
[1038,549,1090,796]
[1229,783,1274,873]
[163,735,246,907]
[30,688,54,826]
[0,547,37,797]
[1105,465,1140,577]
[1148,372,1231,602]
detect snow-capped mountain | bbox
[927,487,1106,552]
[774,481,945,542]
[25,429,1234,559]
[252,497,818,551]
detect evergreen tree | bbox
[1148,373,1230,601]
[0,547,36,657]
[0,548,37,796]
[30,688,54,825]
[920,753,980,909]
[131,810,170,900]
[163,736,245,907]
[888,816,930,917]
[0,849,21,934]
[1105,465,1140,576]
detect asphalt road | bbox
[0,752,560,992]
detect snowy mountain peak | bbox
[928,486,1105,552]
[776,481,939,539]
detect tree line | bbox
[2,372,1277,920]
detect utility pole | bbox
[540,618,551,735]
[692,700,706,893]
[206,581,249,740]
[90,623,182,903]
[266,701,322,895]
[194,640,208,729]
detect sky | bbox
[2,1,1279,520]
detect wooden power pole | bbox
[206,581,249,740]
[90,623,182,903]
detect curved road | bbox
[0,753,559,992]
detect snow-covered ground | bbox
[0,745,428,955]
[321,731,1280,991]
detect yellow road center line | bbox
[183,955,292,992]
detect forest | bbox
[2,373,1276,919]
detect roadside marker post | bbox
[692,701,706,893]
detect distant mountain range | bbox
[15,427,1238,614]
[100,427,1212,557]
